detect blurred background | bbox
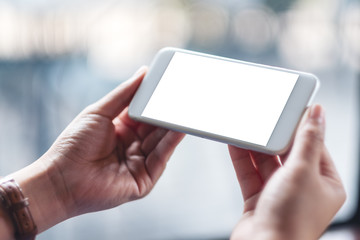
[0,0,359,239]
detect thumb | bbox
[287,104,326,168]
[88,66,148,119]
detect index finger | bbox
[228,145,263,202]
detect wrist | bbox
[231,228,290,240]
[8,153,70,234]
[251,218,315,240]
[0,204,14,240]
[231,215,297,240]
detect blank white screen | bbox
[142,52,298,146]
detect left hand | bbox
[11,66,184,233]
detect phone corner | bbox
[158,46,178,54]
[127,105,137,120]
[264,141,292,156]
[312,74,321,90]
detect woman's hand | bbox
[229,105,346,240]
[9,67,184,234]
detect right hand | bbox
[229,104,346,240]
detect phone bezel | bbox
[129,47,319,155]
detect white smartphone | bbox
[129,47,319,155]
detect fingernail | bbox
[133,66,147,78]
[309,104,324,124]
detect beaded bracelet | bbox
[0,179,37,240]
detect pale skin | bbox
[229,105,346,240]
[0,66,185,238]
[0,67,346,240]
